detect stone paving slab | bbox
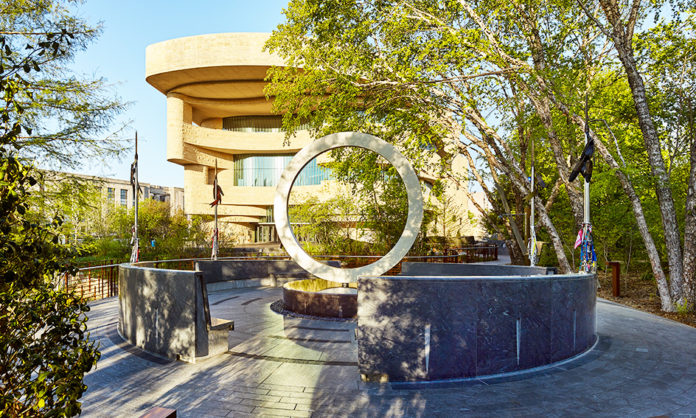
[80,287,696,417]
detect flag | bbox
[574,228,583,249]
[209,163,224,207]
[130,160,137,195]
[210,177,223,207]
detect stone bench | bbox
[199,281,234,359]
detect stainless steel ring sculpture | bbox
[274,132,424,283]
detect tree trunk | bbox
[459,120,570,272]
[682,102,696,306]
[549,96,675,310]
[516,6,585,228]
[535,197,572,273]
[593,135,675,310]
[599,0,684,307]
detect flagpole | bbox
[130,132,139,263]
[582,101,594,273]
[212,159,219,261]
[529,136,536,266]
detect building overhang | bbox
[146,33,286,121]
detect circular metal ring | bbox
[274,132,424,283]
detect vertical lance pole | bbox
[134,132,139,262]
[213,159,218,260]
[584,102,591,227]
[130,132,139,263]
[530,136,536,266]
[581,97,595,273]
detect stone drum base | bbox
[283,278,358,319]
[357,273,596,382]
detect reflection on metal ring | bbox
[274,132,424,283]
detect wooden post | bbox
[608,261,621,297]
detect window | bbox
[233,154,331,187]
[107,187,115,201]
[222,115,309,133]
[120,189,127,206]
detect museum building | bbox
[146,33,483,244]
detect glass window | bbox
[107,187,114,201]
[222,115,309,133]
[233,154,331,187]
[120,189,127,206]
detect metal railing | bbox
[61,261,120,301]
[62,245,497,301]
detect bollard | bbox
[608,261,621,297]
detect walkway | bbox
[81,286,696,417]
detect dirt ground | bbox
[596,269,696,328]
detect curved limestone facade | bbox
[146,33,320,242]
[146,33,486,243]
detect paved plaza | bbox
[81,285,696,417]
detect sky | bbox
[59,0,290,187]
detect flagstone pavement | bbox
[80,285,696,417]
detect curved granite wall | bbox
[400,261,557,276]
[357,273,596,382]
[283,279,357,318]
[119,264,215,362]
[195,259,340,285]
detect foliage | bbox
[289,151,435,256]
[427,179,477,248]
[1,0,127,169]
[96,199,209,261]
[266,0,696,310]
[0,284,99,416]
[0,94,99,418]
[28,171,104,245]
[1,1,106,414]
[289,193,359,255]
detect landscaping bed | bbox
[596,270,696,328]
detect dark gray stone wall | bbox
[196,259,340,284]
[118,265,211,361]
[357,274,596,382]
[401,262,555,276]
[283,286,357,318]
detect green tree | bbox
[98,199,208,261]
[2,0,128,259]
[28,171,104,245]
[289,193,358,255]
[266,0,696,311]
[265,0,573,271]
[1,0,127,168]
[289,150,436,257]
[0,10,100,414]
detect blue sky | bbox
[61,0,290,187]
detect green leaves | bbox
[0,284,100,416]
[1,2,103,415]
